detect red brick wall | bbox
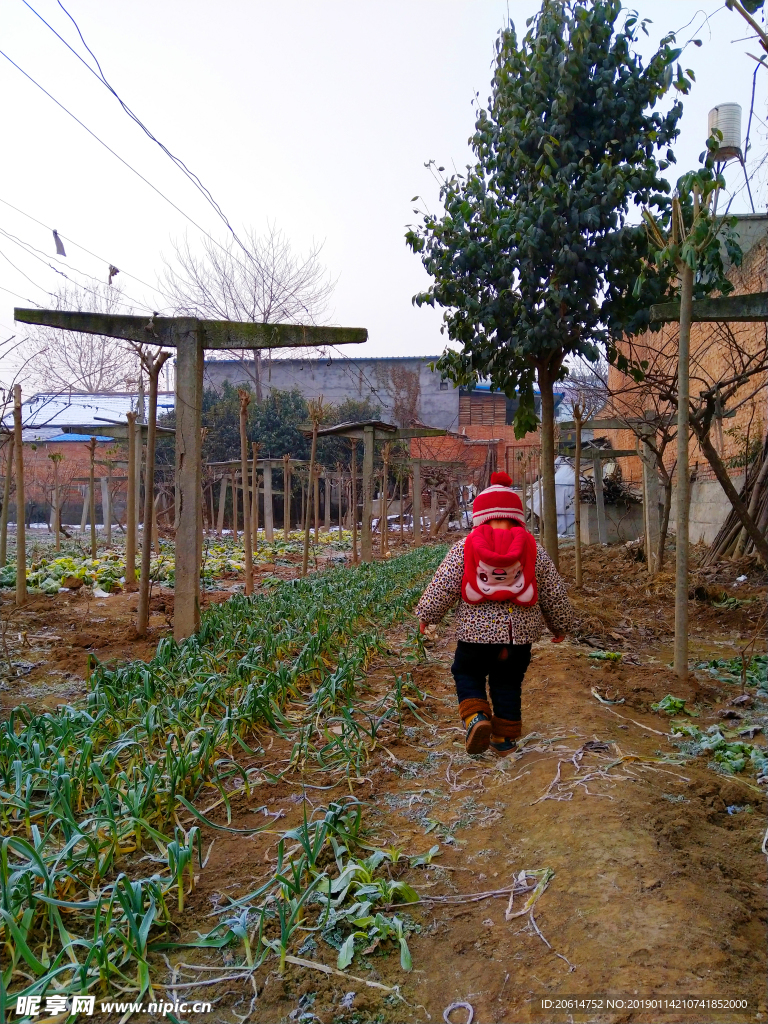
[0,437,129,524]
[605,235,768,486]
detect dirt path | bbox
[170,584,767,1024]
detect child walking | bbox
[415,472,574,756]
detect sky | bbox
[0,0,765,390]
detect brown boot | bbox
[490,716,521,757]
[459,699,492,754]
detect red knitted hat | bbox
[471,471,524,527]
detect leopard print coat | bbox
[415,537,575,644]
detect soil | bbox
[144,542,766,1024]
[0,552,316,718]
[3,540,767,1023]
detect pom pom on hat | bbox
[471,471,525,527]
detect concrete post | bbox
[641,438,661,575]
[361,426,374,562]
[0,433,13,568]
[263,461,274,542]
[125,412,137,584]
[323,474,330,533]
[174,319,203,641]
[232,471,239,541]
[216,475,228,536]
[100,477,111,547]
[13,385,26,606]
[430,487,438,538]
[88,438,97,559]
[350,440,358,563]
[238,389,253,595]
[283,455,291,539]
[313,466,320,543]
[133,420,142,540]
[412,463,422,547]
[592,456,608,546]
[80,485,88,533]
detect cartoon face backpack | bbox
[461,473,538,607]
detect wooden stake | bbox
[238,389,253,596]
[0,432,14,568]
[13,386,26,606]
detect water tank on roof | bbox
[708,103,742,162]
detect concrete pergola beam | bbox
[14,309,368,350]
[61,422,175,439]
[301,420,447,560]
[558,447,639,458]
[649,291,768,324]
[15,307,366,638]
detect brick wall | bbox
[0,437,129,525]
[605,233,768,487]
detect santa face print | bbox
[476,559,524,596]
[463,557,535,605]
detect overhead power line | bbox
[17,2,316,318]
[0,224,156,312]
[0,47,225,254]
[24,0,242,245]
[0,195,167,299]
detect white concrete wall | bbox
[670,475,744,546]
[579,501,645,545]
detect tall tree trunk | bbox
[537,360,560,570]
[674,264,694,680]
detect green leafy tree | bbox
[250,388,311,460]
[406,0,695,566]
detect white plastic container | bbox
[708,103,742,161]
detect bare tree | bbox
[609,318,768,565]
[17,283,139,394]
[161,224,335,400]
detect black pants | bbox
[451,641,532,721]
